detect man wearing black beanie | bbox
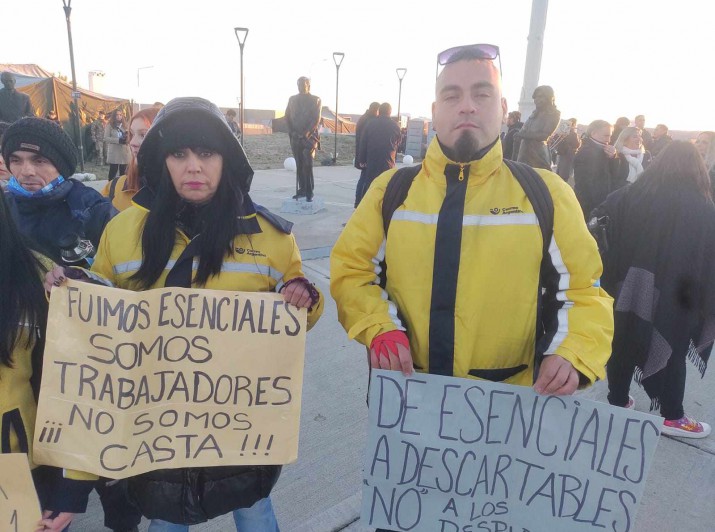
[3,117,113,264]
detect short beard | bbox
[453,130,480,163]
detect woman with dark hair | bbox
[104,109,131,181]
[593,141,715,438]
[0,190,96,532]
[101,106,159,210]
[47,97,323,530]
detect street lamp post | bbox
[62,0,84,171]
[396,68,407,127]
[332,52,344,164]
[234,27,249,144]
[136,66,154,111]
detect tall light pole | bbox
[518,0,549,118]
[136,65,154,111]
[234,27,249,144]
[332,52,344,164]
[396,68,407,127]
[62,0,84,171]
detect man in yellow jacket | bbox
[330,44,613,395]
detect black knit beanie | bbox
[2,117,78,178]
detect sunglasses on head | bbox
[436,43,502,79]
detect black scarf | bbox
[597,181,715,408]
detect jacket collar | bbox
[131,186,262,235]
[424,136,503,187]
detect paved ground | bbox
[72,166,715,531]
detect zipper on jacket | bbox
[458,164,465,181]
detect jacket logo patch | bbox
[490,206,524,215]
[20,142,40,152]
[236,247,266,258]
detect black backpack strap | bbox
[108,176,120,202]
[503,160,555,382]
[381,164,422,236]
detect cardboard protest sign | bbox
[34,280,306,479]
[362,370,661,532]
[0,454,42,532]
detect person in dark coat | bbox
[555,117,580,181]
[635,115,653,152]
[0,72,33,123]
[2,117,113,265]
[515,85,561,169]
[650,124,673,158]
[356,102,401,206]
[594,141,715,438]
[573,119,621,219]
[354,102,379,206]
[501,110,522,160]
[285,76,321,201]
[610,116,630,145]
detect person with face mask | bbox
[46,97,324,531]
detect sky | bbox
[5,0,715,131]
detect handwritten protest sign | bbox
[361,370,661,532]
[34,280,306,479]
[0,454,42,532]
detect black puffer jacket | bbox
[573,137,623,219]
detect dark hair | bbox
[130,155,245,289]
[508,111,521,121]
[635,141,712,201]
[378,103,392,117]
[656,123,669,133]
[111,109,126,128]
[226,109,236,118]
[125,107,160,191]
[615,117,630,128]
[368,102,380,113]
[0,192,48,367]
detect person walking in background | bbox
[354,101,379,206]
[104,109,131,180]
[90,110,108,165]
[515,85,561,170]
[285,76,321,201]
[695,131,715,182]
[555,117,580,181]
[593,142,715,438]
[635,114,653,151]
[46,97,324,531]
[610,116,630,145]
[355,102,401,206]
[650,123,672,158]
[226,108,242,141]
[101,107,159,211]
[613,126,651,184]
[501,110,522,160]
[573,119,621,218]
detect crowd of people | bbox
[1,44,715,532]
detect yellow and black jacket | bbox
[331,137,613,385]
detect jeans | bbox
[148,496,279,531]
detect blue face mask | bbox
[7,175,65,197]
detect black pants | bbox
[108,164,127,181]
[95,478,142,531]
[290,135,315,198]
[607,347,686,420]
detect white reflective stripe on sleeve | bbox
[112,260,142,275]
[371,238,404,330]
[545,233,572,354]
[218,262,284,281]
[391,211,539,227]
